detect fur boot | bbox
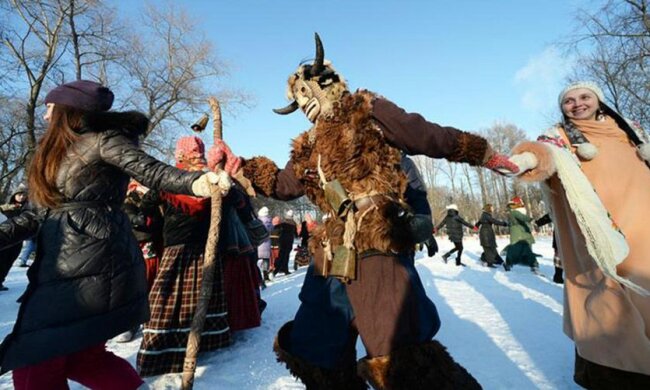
[273,321,368,390]
[357,340,482,390]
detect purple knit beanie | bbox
[44,80,114,111]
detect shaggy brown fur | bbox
[274,321,368,390]
[357,355,389,389]
[291,90,411,254]
[358,341,482,390]
[242,156,279,197]
[447,131,490,166]
[512,141,557,182]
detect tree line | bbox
[1,0,648,223]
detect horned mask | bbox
[273,33,348,123]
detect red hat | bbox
[508,196,524,208]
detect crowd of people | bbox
[0,33,647,390]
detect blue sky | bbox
[113,0,589,165]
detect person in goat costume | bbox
[214,34,518,389]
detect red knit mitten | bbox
[207,139,241,175]
[484,153,520,175]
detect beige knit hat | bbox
[558,81,604,107]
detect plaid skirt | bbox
[137,243,232,377]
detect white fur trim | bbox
[544,143,649,296]
[637,143,650,162]
[445,204,458,211]
[576,143,598,160]
[258,206,269,217]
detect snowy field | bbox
[0,236,581,389]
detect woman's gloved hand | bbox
[191,171,233,197]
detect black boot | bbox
[357,340,482,390]
[553,267,564,284]
[442,253,450,264]
[274,321,368,390]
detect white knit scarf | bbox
[541,128,649,296]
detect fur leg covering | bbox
[273,321,368,390]
[357,340,482,390]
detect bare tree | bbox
[64,0,124,81]
[0,97,30,199]
[567,0,650,127]
[1,0,70,167]
[118,3,251,155]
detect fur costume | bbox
[357,341,482,390]
[274,321,368,390]
[250,90,412,256]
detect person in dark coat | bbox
[475,203,508,268]
[233,34,517,388]
[0,80,230,389]
[436,204,475,266]
[274,210,298,276]
[0,184,30,289]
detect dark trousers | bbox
[13,343,143,390]
[289,253,440,369]
[274,243,292,275]
[0,244,21,286]
[574,350,650,389]
[443,241,464,264]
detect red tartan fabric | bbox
[138,241,159,292]
[137,243,231,377]
[222,255,261,331]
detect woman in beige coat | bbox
[506,81,650,388]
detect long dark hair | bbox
[29,104,83,208]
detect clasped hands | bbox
[191,140,242,198]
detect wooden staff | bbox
[182,96,224,390]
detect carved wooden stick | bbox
[181,96,224,390]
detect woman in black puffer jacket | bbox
[0,80,229,390]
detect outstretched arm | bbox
[372,98,491,165]
[0,209,42,251]
[99,131,201,195]
[242,157,304,201]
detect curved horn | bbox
[273,101,299,115]
[310,32,325,76]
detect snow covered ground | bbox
[0,236,581,389]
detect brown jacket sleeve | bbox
[372,98,491,166]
